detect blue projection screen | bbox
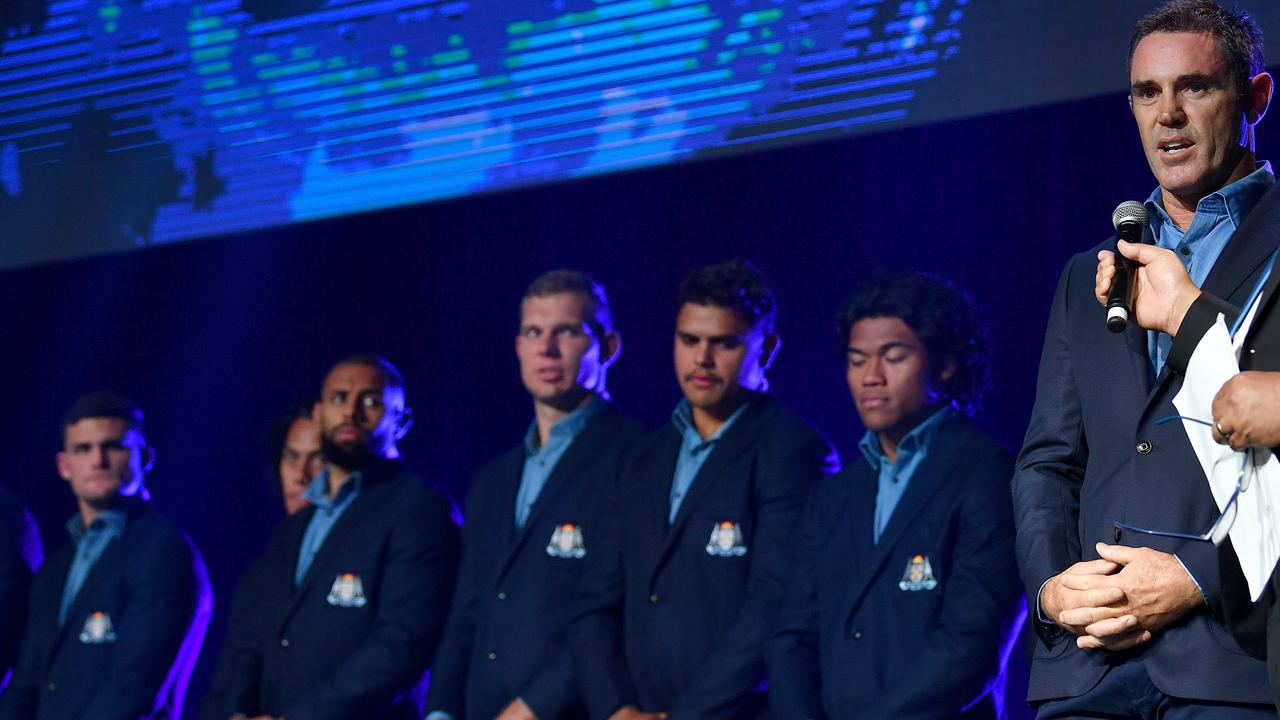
[2,0,1280,269]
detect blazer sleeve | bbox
[281,491,461,720]
[1012,261,1087,642]
[201,558,267,720]
[1166,292,1239,377]
[86,533,210,720]
[0,500,37,678]
[669,429,835,719]
[765,485,826,720]
[0,582,42,720]
[877,452,1023,719]
[570,464,640,720]
[425,476,487,719]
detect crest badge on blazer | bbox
[705,521,748,557]
[546,523,587,559]
[326,572,368,607]
[79,610,118,644]
[898,554,938,591]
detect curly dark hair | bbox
[678,258,777,333]
[1129,0,1265,98]
[836,272,989,414]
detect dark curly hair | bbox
[836,272,989,414]
[1129,0,1265,99]
[678,259,777,333]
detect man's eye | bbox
[848,357,866,368]
[522,327,540,338]
[330,392,346,404]
[361,396,382,408]
[885,353,909,364]
[557,327,582,338]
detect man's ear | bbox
[140,446,156,474]
[56,451,71,482]
[395,406,414,440]
[760,333,781,371]
[601,331,622,368]
[1245,71,1273,124]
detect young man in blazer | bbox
[769,272,1023,720]
[426,270,643,720]
[0,485,40,692]
[201,355,460,720]
[572,259,838,720]
[0,392,211,720]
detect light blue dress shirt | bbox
[668,398,749,523]
[1144,161,1274,374]
[294,467,362,586]
[59,509,127,624]
[856,405,954,544]
[515,397,601,528]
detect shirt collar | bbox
[65,508,128,543]
[857,405,955,471]
[671,397,750,447]
[303,466,363,508]
[1145,161,1275,232]
[524,395,603,456]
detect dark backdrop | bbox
[3,77,1277,717]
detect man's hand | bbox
[495,699,538,720]
[1040,559,1131,648]
[1212,372,1280,450]
[1059,543,1205,650]
[1095,241,1201,336]
[607,706,666,720]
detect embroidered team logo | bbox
[546,523,587,559]
[326,572,368,608]
[705,521,748,557]
[79,611,118,644]
[898,554,939,591]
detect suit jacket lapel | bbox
[654,398,772,576]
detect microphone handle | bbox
[1106,250,1135,333]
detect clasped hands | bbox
[1041,543,1205,651]
[1096,241,1280,450]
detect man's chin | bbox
[322,438,374,471]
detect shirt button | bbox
[1181,247,1191,256]
[280,638,290,648]
[851,629,863,640]
[650,594,661,604]
[488,651,497,661]
[1136,441,1152,455]
[497,591,507,600]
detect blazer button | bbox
[488,651,497,661]
[46,682,55,692]
[1136,441,1152,455]
[851,629,863,640]
[649,594,660,604]
[497,591,507,600]
[280,638,290,648]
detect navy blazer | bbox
[572,393,839,719]
[200,459,460,720]
[1013,205,1277,703]
[0,497,211,720]
[428,402,644,720]
[0,487,41,688]
[769,413,1022,720]
[1161,181,1280,701]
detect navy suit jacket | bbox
[0,496,211,720]
[769,413,1022,720]
[428,402,644,720]
[200,459,460,720]
[1013,205,1277,703]
[572,393,838,720]
[0,487,40,689]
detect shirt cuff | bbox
[1035,577,1054,624]
[1174,553,1208,605]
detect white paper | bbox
[1173,314,1280,601]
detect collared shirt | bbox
[59,509,127,624]
[1145,161,1274,374]
[668,398,749,523]
[857,405,954,544]
[294,467,363,586]
[515,397,602,528]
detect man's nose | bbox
[862,358,886,384]
[695,343,715,366]
[1158,92,1186,126]
[94,445,110,468]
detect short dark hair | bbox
[836,272,989,414]
[523,269,614,339]
[63,391,145,438]
[263,401,315,492]
[330,353,405,396]
[1129,0,1265,97]
[678,259,777,333]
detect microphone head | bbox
[1112,200,1149,230]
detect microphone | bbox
[1106,201,1151,333]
